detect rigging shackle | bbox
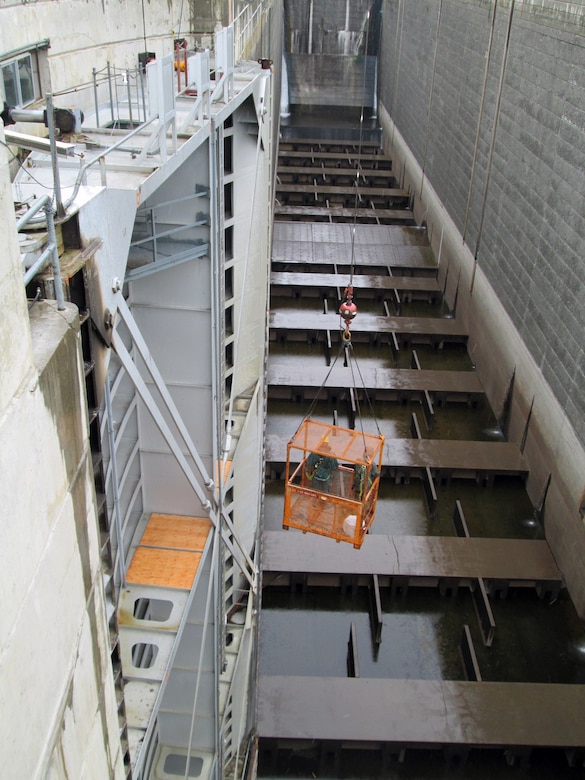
[339,285,357,340]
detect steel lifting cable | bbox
[346,341,383,451]
[302,6,376,433]
[296,341,347,429]
[339,4,373,344]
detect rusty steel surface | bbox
[274,205,414,221]
[269,310,468,338]
[266,363,482,396]
[266,435,527,475]
[278,138,382,150]
[257,675,585,747]
[261,531,561,582]
[276,184,407,197]
[276,165,393,177]
[278,150,393,162]
[270,270,440,292]
[272,222,430,245]
[272,242,435,269]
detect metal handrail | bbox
[25,113,160,228]
[18,194,65,310]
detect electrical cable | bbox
[347,344,382,437]
[295,341,346,431]
[347,4,373,288]
[0,138,58,191]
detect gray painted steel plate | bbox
[273,222,313,242]
[311,223,352,243]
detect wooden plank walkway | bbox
[266,363,483,400]
[257,675,585,750]
[274,205,414,222]
[126,513,212,590]
[265,435,528,481]
[261,532,561,584]
[269,310,467,342]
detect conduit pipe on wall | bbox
[463,0,498,243]
[419,0,443,201]
[470,0,515,294]
[19,195,66,310]
[390,0,405,154]
[104,374,127,588]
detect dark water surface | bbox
[262,248,585,779]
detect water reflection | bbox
[260,587,585,685]
[259,585,585,777]
[265,469,544,540]
[267,397,500,443]
[268,336,476,372]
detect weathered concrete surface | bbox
[0,299,125,779]
[379,0,585,447]
[1,114,124,780]
[377,0,585,617]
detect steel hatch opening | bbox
[283,419,384,548]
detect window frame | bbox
[1,40,48,108]
[2,53,37,107]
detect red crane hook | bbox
[339,285,357,341]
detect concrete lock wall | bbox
[378,0,585,615]
[0,0,232,116]
[0,130,124,778]
[283,0,381,107]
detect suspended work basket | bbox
[282,419,384,549]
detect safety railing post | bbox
[45,93,65,218]
[92,67,100,128]
[43,201,65,310]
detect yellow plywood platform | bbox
[127,514,212,590]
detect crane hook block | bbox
[339,285,357,333]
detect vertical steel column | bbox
[140,67,147,123]
[92,67,100,128]
[104,374,127,588]
[107,62,115,126]
[43,201,65,310]
[209,117,225,778]
[110,330,255,588]
[126,69,134,127]
[45,94,65,218]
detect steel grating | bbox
[272,222,313,242]
[272,240,315,263]
[353,224,397,245]
[310,223,352,243]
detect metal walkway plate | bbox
[257,675,585,748]
[261,531,561,583]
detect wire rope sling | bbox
[282,304,384,549]
[281,5,384,547]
